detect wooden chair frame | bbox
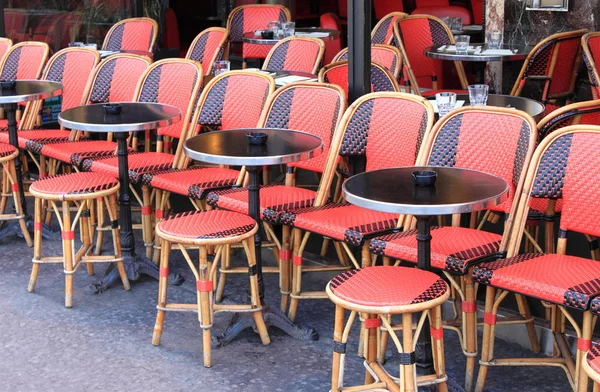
[185,27,230,76]
[318,60,401,93]
[263,36,326,75]
[101,17,159,53]
[332,44,403,79]
[371,11,408,45]
[582,32,600,100]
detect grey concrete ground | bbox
[0,224,569,392]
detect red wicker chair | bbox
[368,106,538,390]
[186,27,229,76]
[371,11,407,45]
[36,54,151,176]
[318,60,400,99]
[472,126,600,392]
[205,82,346,308]
[226,4,291,68]
[320,13,343,64]
[102,17,159,54]
[511,30,587,115]
[0,143,31,246]
[411,6,473,25]
[0,48,100,170]
[140,71,275,260]
[0,41,49,81]
[280,92,435,321]
[393,14,468,96]
[332,44,403,79]
[263,36,325,75]
[582,32,600,100]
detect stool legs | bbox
[106,194,130,290]
[28,197,43,292]
[62,200,74,308]
[152,238,171,346]
[243,237,270,346]
[2,159,32,246]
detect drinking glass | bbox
[213,61,230,76]
[455,35,470,55]
[84,43,98,50]
[487,31,503,49]
[267,21,281,36]
[468,84,489,106]
[452,17,463,32]
[68,42,84,47]
[283,21,296,37]
[441,17,452,29]
[436,92,457,116]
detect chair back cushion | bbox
[87,54,151,104]
[0,41,49,80]
[186,27,229,76]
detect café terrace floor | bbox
[0,224,569,392]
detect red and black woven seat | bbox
[0,129,72,151]
[263,36,325,75]
[318,60,399,98]
[29,172,118,197]
[186,27,229,76]
[82,151,176,183]
[42,140,125,166]
[102,17,158,53]
[141,166,240,199]
[328,266,448,309]
[0,142,17,158]
[585,345,600,383]
[157,210,256,241]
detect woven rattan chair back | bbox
[537,99,600,143]
[102,17,159,53]
[371,12,408,45]
[186,27,229,76]
[259,82,346,179]
[393,14,468,93]
[0,38,12,63]
[582,32,600,100]
[263,36,325,74]
[318,60,399,99]
[511,30,587,103]
[507,126,600,258]
[421,107,537,232]
[332,44,402,79]
[0,41,49,81]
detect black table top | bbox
[343,166,508,215]
[184,128,323,166]
[454,94,545,117]
[58,102,181,133]
[425,44,531,62]
[0,80,62,104]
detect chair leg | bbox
[152,239,171,346]
[0,164,9,214]
[94,197,105,256]
[279,225,292,312]
[142,185,153,259]
[401,312,417,392]
[288,228,308,322]
[243,237,270,346]
[515,293,540,352]
[81,201,94,276]
[377,314,390,363]
[8,160,32,246]
[430,306,448,392]
[215,244,230,303]
[464,274,478,392]
[577,311,593,392]
[62,200,74,308]
[28,197,43,292]
[107,194,130,290]
[475,286,497,392]
[198,246,213,367]
[152,189,167,264]
[331,304,346,391]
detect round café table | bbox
[425,43,531,62]
[343,166,508,379]
[58,102,181,293]
[184,128,323,343]
[0,80,62,243]
[433,94,545,118]
[242,28,340,45]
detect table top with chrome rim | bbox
[184,128,323,166]
[0,80,62,104]
[343,166,509,216]
[242,28,340,44]
[433,94,545,118]
[58,102,181,133]
[425,44,532,62]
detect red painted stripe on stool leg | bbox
[61,230,75,240]
[293,255,303,266]
[11,184,19,192]
[196,280,214,292]
[462,301,477,313]
[430,326,444,340]
[39,172,47,178]
[484,312,497,325]
[159,266,169,278]
[164,141,172,150]
[145,130,150,140]
[34,221,43,231]
[155,209,164,219]
[141,206,152,215]
[97,197,103,202]
[280,249,291,261]
[364,318,381,329]
[578,338,591,351]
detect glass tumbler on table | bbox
[455,35,470,55]
[452,17,463,32]
[213,61,230,76]
[468,84,489,106]
[436,92,457,117]
[487,31,503,49]
[283,22,296,37]
[267,21,282,37]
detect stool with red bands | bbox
[327,266,449,391]
[0,142,31,246]
[28,172,129,308]
[152,210,270,367]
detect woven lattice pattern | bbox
[264,41,289,70]
[587,344,600,375]
[280,203,398,246]
[329,266,447,307]
[0,142,16,158]
[88,56,149,103]
[0,46,20,80]
[321,62,396,98]
[472,253,600,311]
[9,129,70,152]
[105,19,154,52]
[41,140,119,166]
[269,39,322,74]
[371,66,397,92]
[547,38,581,96]
[371,17,393,44]
[30,172,118,196]
[47,50,98,111]
[141,166,239,199]
[591,296,600,315]
[2,44,47,80]
[539,106,600,142]
[82,152,175,184]
[584,35,600,98]
[158,210,256,240]
[524,42,554,77]
[321,64,349,96]
[206,185,316,222]
[398,19,436,82]
[229,6,288,43]
[188,29,228,76]
[531,133,572,199]
[338,47,399,76]
[370,226,502,274]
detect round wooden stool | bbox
[152,210,270,367]
[0,142,32,246]
[28,172,130,307]
[326,266,450,392]
[584,345,600,391]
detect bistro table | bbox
[184,128,323,343]
[343,166,508,384]
[425,43,531,62]
[432,94,545,118]
[242,28,340,45]
[0,80,62,242]
[58,102,182,293]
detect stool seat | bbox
[327,266,449,313]
[156,210,258,245]
[0,142,17,160]
[29,172,119,201]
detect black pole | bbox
[134,0,144,17]
[0,0,5,38]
